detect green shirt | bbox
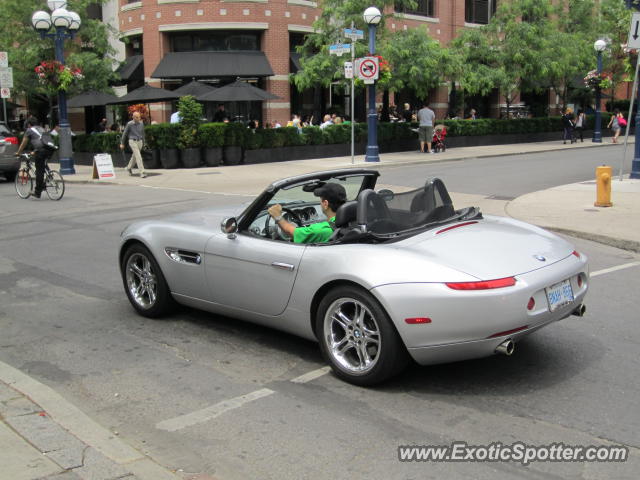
[293,217,335,244]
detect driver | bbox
[267,183,347,243]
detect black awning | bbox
[151,51,274,79]
[290,53,302,73]
[117,55,144,81]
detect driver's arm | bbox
[267,204,296,237]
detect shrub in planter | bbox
[302,126,323,145]
[177,95,203,168]
[223,122,248,165]
[155,123,181,168]
[323,124,351,144]
[142,124,161,169]
[279,127,306,147]
[199,122,225,166]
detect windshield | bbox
[268,175,368,208]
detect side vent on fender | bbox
[165,247,202,265]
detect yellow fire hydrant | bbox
[595,165,613,207]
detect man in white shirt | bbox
[320,114,333,129]
[417,101,436,153]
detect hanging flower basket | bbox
[35,60,83,92]
[584,70,612,90]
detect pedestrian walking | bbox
[120,111,146,178]
[607,109,625,143]
[417,101,436,153]
[562,108,576,144]
[574,109,586,142]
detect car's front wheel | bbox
[121,243,174,318]
[316,286,409,386]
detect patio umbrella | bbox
[108,84,179,104]
[174,80,217,97]
[197,80,280,102]
[67,90,119,108]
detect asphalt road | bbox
[0,153,638,479]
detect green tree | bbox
[451,0,554,117]
[0,1,117,113]
[597,0,633,95]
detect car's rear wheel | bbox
[4,170,17,182]
[316,286,409,386]
[121,243,174,318]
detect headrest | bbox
[334,200,358,228]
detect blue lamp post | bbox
[363,6,382,163]
[592,39,607,143]
[31,0,81,175]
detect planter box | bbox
[142,149,161,169]
[223,146,243,165]
[160,149,180,169]
[203,147,223,167]
[181,148,202,168]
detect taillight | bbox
[572,250,580,258]
[3,136,18,145]
[445,277,516,290]
[577,275,583,287]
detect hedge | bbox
[72,115,615,153]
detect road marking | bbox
[590,261,640,278]
[156,388,274,432]
[290,366,331,384]
[139,185,254,197]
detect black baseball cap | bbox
[314,182,347,204]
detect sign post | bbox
[343,25,364,164]
[92,153,116,180]
[626,13,640,179]
[0,53,11,126]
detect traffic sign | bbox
[344,28,364,40]
[344,61,353,79]
[628,12,640,49]
[1,87,10,99]
[0,52,7,68]
[355,57,379,83]
[0,67,13,89]
[329,43,351,56]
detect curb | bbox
[0,360,182,480]
[544,227,640,254]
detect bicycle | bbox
[15,152,65,200]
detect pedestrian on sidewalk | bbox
[417,101,436,153]
[120,111,146,178]
[574,109,586,142]
[562,107,576,144]
[607,109,624,143]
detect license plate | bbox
[545,279,574,312]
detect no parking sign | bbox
[355,56,379,84]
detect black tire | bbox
[15,167,32,199]
[121,243,175,318]
[315,286,409,386]
[45,170,65,200]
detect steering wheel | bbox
[265,207,303,240]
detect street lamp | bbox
[592,39,607,143]
[31,0,81,175]
[363,6,382,162]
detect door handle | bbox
[271,262,295,271]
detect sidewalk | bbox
[0,360,183,480]
[56,138,640,253]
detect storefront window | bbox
[395,0,435,17]
[465,0,498,24]
[170,31,261,52]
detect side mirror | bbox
[221,217,238,238]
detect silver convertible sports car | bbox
[119,169,589,385]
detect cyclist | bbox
[15,117,54,198]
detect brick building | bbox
[105,0,502,126]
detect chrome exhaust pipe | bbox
[572,304,586,317]
[495,339,515,356]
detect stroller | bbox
[432,124,447,152]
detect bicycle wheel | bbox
[45,170,65,200]
[15,167,33,199]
